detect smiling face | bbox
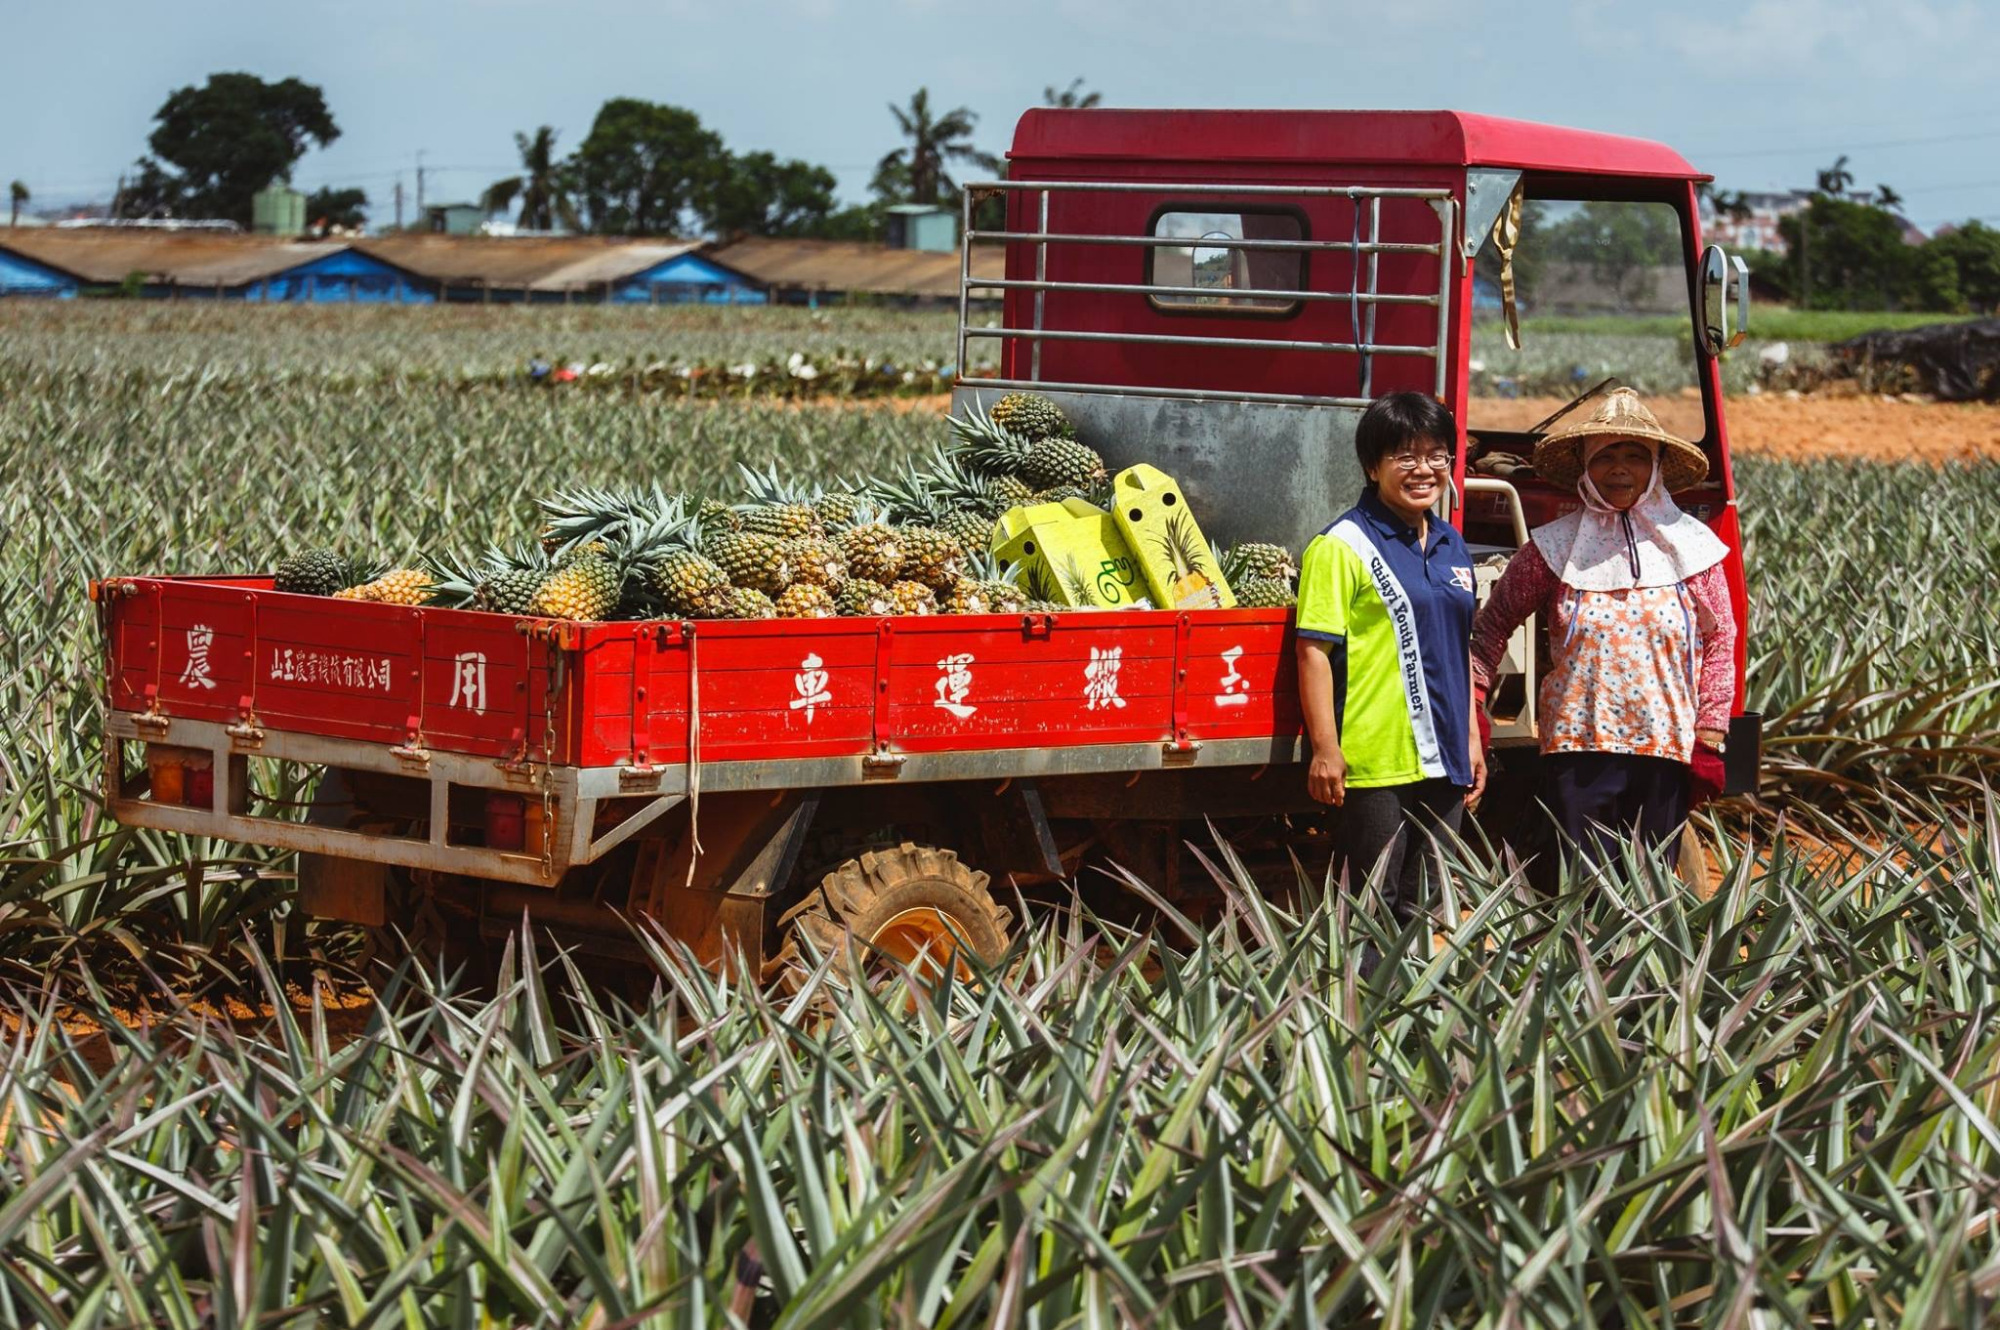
[1366,436,1453,526]
[1584,439,1656,510]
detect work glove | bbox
[1688,741,1726,809]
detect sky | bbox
[5,0,1999,233]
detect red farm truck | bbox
[94,109,1760,976]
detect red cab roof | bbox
[1009,109,1704,181]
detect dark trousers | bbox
[1338,778,1466,921]
[1544,751,1689,870]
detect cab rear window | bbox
[1145,207,1306,316]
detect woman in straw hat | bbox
[1470,387,1736,868]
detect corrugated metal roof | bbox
[359,235,710,290]
[706,238,1003,298]
[0,230,359,285]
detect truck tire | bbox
[774,843,1012,984]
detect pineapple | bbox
[898,526,965,589]
[273,548,353,597]
[988,391,1074,441]
[783,534,848,589]
[835,578,894,617]
[702,530,792,596]
[811,488,866,530]
[720,587,777,620]
[941,510,995,558]
[888,580,938,616]
[1222,541,1298,586]
[948,402,1034,477]
[1021,436,1108,492]
[835,507,904,584]
[741,459,863,532]
[738,503,822,541]
[986,474,1034,512]
[341,568,433,606]
[1234,577,1296,609]
[961,551,1028,615]
[774,583,838,619]
[481,567,548,615]
[696,497,741,538]
[529,556,620,621]
[651,550,732,618]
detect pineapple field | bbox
[4,304,2000,1325]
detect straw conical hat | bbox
[1532,387,1708,493]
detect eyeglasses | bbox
[1387,451,1453,473]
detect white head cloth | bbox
[1531,436,1729,592]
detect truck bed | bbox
[98,576,1305,783]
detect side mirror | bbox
[1699,244,1751,356]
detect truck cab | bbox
[951,108,1754,753]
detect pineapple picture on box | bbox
[1110,464,1235,610]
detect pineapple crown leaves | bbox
[1150,511,1211,579]
[538,483,688,558]
[946,401,1034,478]
[964,549,1023,585]
[420,551,488,609]
[735,459,811,507]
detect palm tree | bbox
[1815,155,1854,199]
[875,89,999,206]
[1044,79,1102,109]
[8,180,26,228]
[482,127,579,232]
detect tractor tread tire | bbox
[771,842,1010,981]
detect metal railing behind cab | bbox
[957,178,1457,410]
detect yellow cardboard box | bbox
[992,498,1149,609]
[1109,464,1235,610]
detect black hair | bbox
[1354,392,1458,473]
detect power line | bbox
[1698,128,2000,160]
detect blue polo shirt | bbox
[1295,489,1477,789]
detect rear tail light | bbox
[144,744,212,808]
[484,793,526,851]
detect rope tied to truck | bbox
[1348,189,1369,392]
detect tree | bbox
[8,180,25,227]
[1924,222,2000,312]
[1044,79,1102,109]
[303,186,368,234]
[1816,154,1855,199]
[116,72,339,226]
[570,99,725,236]
[699,152,839,238]
[1542,201,1682,311]
[1778,196,1912,310]
[874,89,997,206]
[481,127,579,232]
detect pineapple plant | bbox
[719,586,777,619]
[702,529,792,596]
[888,580,938,616]
[898,526,965,589]
[651,550,732,618]
[834,505,904,584]
[273,548,354,596]
[835,578,894,617]
[988,391,1074,441]
[774,583,838,619]
[783,534,848,589]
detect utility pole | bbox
[393,177,404,231]
[416,150,426,224]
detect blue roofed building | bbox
[0,242,79,297]
[243,247,434,303]
[0,229,437,301]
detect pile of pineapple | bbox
[272,393,1299,622]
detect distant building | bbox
[362,235,765,304]
[423,203,486,236]
[0,230,434,301]
[885,204,958,253]
[1704,188,1925,254]
[708,237,1002,306]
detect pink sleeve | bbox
[1688,564,1738,732]
[1471,544,1558,691]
